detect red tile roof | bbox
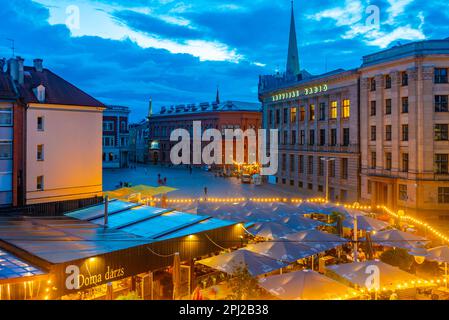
[19,67,106,108]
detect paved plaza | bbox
[103,164,299,199]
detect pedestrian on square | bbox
[204,187,208,200]
[163,177,167,185]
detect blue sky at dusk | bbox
[1,0,449,120]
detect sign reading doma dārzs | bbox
[170,121,279,176]
[271,83,328,102]
[65,264,125,291]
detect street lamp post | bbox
[321,157,336,202]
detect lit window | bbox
[37,144,44,161]
[342,99,350,118]
[290,107,297,123]
[37,116,44,131]
[309,104,315,121]
[399,185,408,201]
[438,187,449,203]
[330,101,338,119]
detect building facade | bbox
[103,105,130,169]
[359,40,449,217]
[2,57,105,206]
[129,120,150,164]
[259,5,449,218]
[148,101,262,166]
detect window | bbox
[283,108,288,124]
[342,99,350,118]
[275,109,280,125]
[309,130,315,146]
[37,144,44,161]
[435,154,449,174]
[385,99,392,115]
[435,95,449,112]
[269,110,273,126]
[343,128,350,146]
[319,103,326,120]
[300,130,305,145]
[371,152,377,169]
[290,107,297,123]
[435,124,449,141]
[402,97,409,114]
[36,176,44,191]
[291,130,296,145]
[318,159,324,176]
[438,187,449,203]
[341,158,348,180]
[319,129,326,146]
[318,185,324,192]
[300,106,305,121]
[290,180,294,186]
[385,74,392,89]
[283,131,288,145]
[103,136,115,147]
[308,156,314,174]
[0,107,12,126]
[298,181,304,188]
[329,161,336,178]
[435,68,448,84]
[299,155,304,174]
[281,154,287,171]
[0,140,12,159]
[309,104,315,121]
[399,185,408,201]
[402,153,409,172]
[103,121,114,131]
[290,154,295,172]
[370,78,376,91]
[37,116,44,131]
[330,101,338,119]
[308,183,313,190]
[402,124,409,142]
[330,129,337,146]
[385,125,392,141]
[385,152,392,170]
[370,101,376,116]
[367,180,372,195]
[371,126,377,141]
[401,71,408,86]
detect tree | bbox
[380,248,414,272]
[225,264,264,300]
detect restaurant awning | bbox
[250,222,297,240]
[427,246,449,263]
[326,260,429,291]
[196,249,288,277]
[343,215,390,232]
[0,248,47,285]
[244,240,321,263]
[259,270,360,300]
[283,229,348,252]
[282,215,325,231]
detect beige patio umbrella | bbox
[259,270,360,300]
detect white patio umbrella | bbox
[196,249,288,277]
[343,215,390,232]
[283,229,348,252]
[370,229,429,250]
[250,222,297,240]
[245,240,322,263]
[259,270,360,300]
[282,215,325,231]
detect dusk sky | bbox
[1,0,449,121]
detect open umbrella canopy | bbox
[370,229,429,250]
[282,215,325,231]
[343,215,390,232]
[197,250,288,277]
[283,229,348,252]
[295,202,327,215]
[427,246,449,263]
[104,185,177,199]
[250,222,297,240]
[245,240,321,263]
[259,270,360,300]
[326,260,428,291]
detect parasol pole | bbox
[446,262,448,289]
[353,216,358,262]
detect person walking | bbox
[204,187,208,200]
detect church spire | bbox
[216,85,220,104]
[286,1,300,77]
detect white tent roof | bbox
[259,270,360,300]
[283,229,348,251]
[245,240,322,263]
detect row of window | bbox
[367,182,449,204]
[369,68,448,92]
[281,128,351,146]
[369,151,449,174]
[281,154,349,180]
[370,123,449,142]
[370,96,449,115]
[270,100,351,126]
[103,121,129,132]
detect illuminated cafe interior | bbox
[0,200,245,300]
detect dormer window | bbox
[33,85,46,103]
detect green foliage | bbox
[380,248,414,271]
[226,264,264,300]
[115,291,142,300]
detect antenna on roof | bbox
[6,39,15,57]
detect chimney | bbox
[33,58,43,72]
[16,56,24,85]
[8,58,18,82]
[0,58,5,73]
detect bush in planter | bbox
[380,248,414,272]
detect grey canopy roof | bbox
[370,229,429,250]
[283,229,348,252]
[245,240,322,263]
